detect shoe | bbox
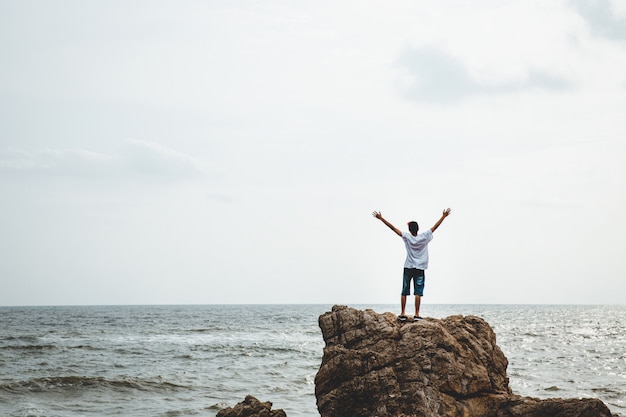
[413,316,422,322]
[398,315,407,322]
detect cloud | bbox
[396,46,574,104]
[395,46,477,104]
[571,0,626,40]
[120,139,204,180]
[0,147,117,177]
[525,70,573,91]
[0,140,204,181]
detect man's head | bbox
[408,221,419,236]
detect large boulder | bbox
[315,305,615,417]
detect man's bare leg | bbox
[414,295,422,318]
[400,295,407,317]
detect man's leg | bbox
[414,270,425,320]
[400,268,410,318]
[414,295,421,318]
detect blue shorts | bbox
[402,268,425,296]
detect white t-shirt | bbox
[401,230,433,269]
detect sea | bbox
[0,304,624,417]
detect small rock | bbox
[217,395,287,417]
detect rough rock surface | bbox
[217,395,287,417]
[315,305,616,417]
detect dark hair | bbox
[408,221,419,235]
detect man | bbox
[372,208,451,322]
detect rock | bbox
[315,305,616,417]
[217,395,287,417]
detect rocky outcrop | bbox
[314,305,615,417]
[217,395,286,417]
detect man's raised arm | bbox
[430,208,451,233]
[372,211,402,237]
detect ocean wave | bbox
[0,376,189,395]
[0,344,58,351]
[1,335,41,343]
[190,343,316,357]
[188,328,223,333]
[592,386,626,399]
[67,344,104,351]
[1,343,104,353]
[189,344,303,357]
[206,402,231,411]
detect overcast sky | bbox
[1,0,625,306]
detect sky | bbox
[1,0,625,306]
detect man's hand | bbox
[443,208,451,217]
[372,210,402,236]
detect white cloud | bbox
[120,139,204,180]
[571,0,626,40]
[0,147,117,176]
[0,139,204,181]
[395,46,574,104]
